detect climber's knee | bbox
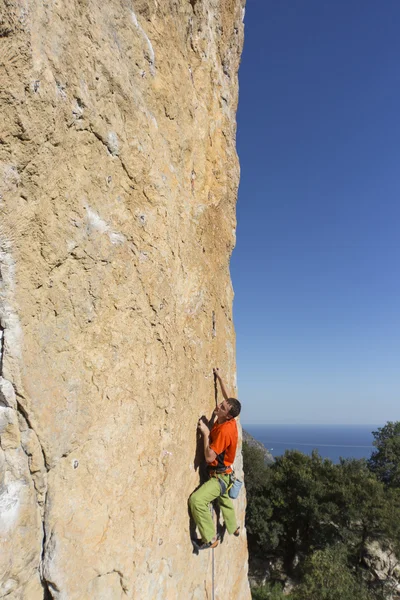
[189,491,197,511]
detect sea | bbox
[243,424,381,464]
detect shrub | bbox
[251,582,287,600]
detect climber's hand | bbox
[213,368,229,401]
[197,418,209,435]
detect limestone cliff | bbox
[0,0,249,598]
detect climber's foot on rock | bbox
[192,535,219,551]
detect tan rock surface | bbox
[364,541,400,596]
[0,0,249,597]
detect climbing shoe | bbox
[233,527,240,537]
[192,535,219,551]
[197,538,219,551]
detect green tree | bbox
[251,582,286,600]
[292,546,373,600]
[243,442,400,595]
[368,422,400,487]
[243,442,282,557]
[381,486,400,556]
[334,459,390,564]
[259,450,344,567]
[243,441,271,495]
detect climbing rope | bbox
[212,519,215,600]
[211,371,218,600]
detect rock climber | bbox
[189,368,241,550]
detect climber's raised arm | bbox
[213,368,229,401]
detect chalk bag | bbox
[228,476,243,499]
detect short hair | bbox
[227,397,241,418]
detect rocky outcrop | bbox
[0,1,249,598]
[364,541,400,599]
[243,429,275,465]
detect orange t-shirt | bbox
[208,419,238,473]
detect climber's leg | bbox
[218,475,238,535]
[189,477,220,543]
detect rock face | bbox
[0,1,249,598]
[364,541,400,598]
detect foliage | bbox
[251,582,286,600]
[368,422,400,487]
[265,449,341,562]
[292,545,374,600]
[334,458,393,560]
[243,423,400,598]
[242,442,282,556]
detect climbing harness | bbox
[209,470,243,499]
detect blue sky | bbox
[232,0,400,425]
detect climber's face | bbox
[215,400,232,423]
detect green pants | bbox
[189,474,237,543]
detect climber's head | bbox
[226,397,241,418]
[215,398,241,423]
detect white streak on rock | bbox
[85,206,126,245]
[0,377,17,410]
[109,232,126,245]
[107,131,119,156]
[0,238,23,362]
[187,290,204,315]
[131,8,156,75]
[149,113,158,129]
[0,480,21,532]
[67,239,78,252]
[86,207,109,235]
[2,165,20,192]
[55,81,67,100]
[131,10,138,27]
